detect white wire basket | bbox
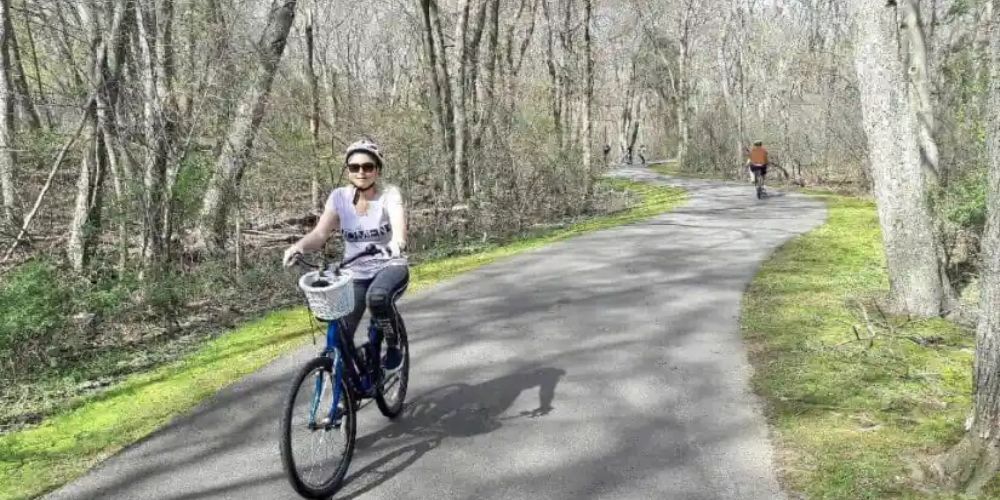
[298,269,354,321]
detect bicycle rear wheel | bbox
[375,317,409,419]
[280,356,356,499]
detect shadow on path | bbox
[340,367,565,499]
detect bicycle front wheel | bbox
[279,356,356,499]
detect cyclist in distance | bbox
[746,139,769,187]
[282,138,408,372]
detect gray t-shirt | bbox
[326,185,407,279]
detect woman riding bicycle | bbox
[746,140,769,182]
[282,138,408,372]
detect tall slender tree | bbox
[0,0,17,229]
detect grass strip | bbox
[742,194,987,499]
[0,178,684,500]
[649,161,733,180]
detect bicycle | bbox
[279,244,410,499]
[749,165,767,199]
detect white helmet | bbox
[344,138,385,170]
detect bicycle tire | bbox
[375,318,410,419]
[280,356,356,499]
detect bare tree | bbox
[134,0,177,272]
[582,0,594,187]
[304,6,322,211]
[0,0,17,229]
[417,0,456,195]
[933,1,1000,492]
[196,0,298,252]
[5,5,38,132]
[452,0,472,201]
[848,0,950,316]
[67,0,130,271]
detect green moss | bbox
[0,179,685,500]
[743,195,979,499]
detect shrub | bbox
[0,258,68,364]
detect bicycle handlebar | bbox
[292,244,383,274]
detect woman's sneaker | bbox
[382,346,403,374]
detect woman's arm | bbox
[283,204,339,267]
[385,186,407,251]
[295,205,340,252]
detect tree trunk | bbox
[53,0,84,92]
[196,0,297,252]
[0,0,18,229]
[582,0,594,191]
[22,0,51,129]
[933,2,1000,492]
[848,0,948,316]
[430,0,455,164]
[5,8,38,132]
[470,0,501,196]
[67,115,103,271]
[66,0,103,271]
[676,36,689,166]
[542,0,562,151]
[67,2,104,271]
[155,0,181,260]
[304,8,321,211]
[452,0,471,202]
[99,0,131,272]
[133,0,176,274]
[418,0,449,176]
[502,0,536,114]
[628,97,642,158]
[901,0,941,185]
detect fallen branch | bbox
[248,213,318,231]
[242,229,302,242]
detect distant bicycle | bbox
[749,164,767,199]
[279,244,410,499]
[746,140,769,199]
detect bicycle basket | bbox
[298,270,354,320]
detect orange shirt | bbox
[749,146,769,165]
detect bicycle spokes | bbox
[328,350,344,426]
[308,371,324,428]
[282,360,355,496]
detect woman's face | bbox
[346,152,379,189]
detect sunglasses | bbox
[346,162,377,174]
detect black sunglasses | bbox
[346,162,377,174]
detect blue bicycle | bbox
[279,245,410,499]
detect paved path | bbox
[47,168,826,500]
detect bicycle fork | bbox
[306,350,345,430]
[308,322,348,430]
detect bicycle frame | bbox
[296,245,386,429]
[308,317,380,428]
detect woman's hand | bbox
[283,244,304,268]
[387,240,404,257]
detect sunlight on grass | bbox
[0,178,685,500]
[742,195,978,499]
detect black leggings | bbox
[341,264,409,345]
